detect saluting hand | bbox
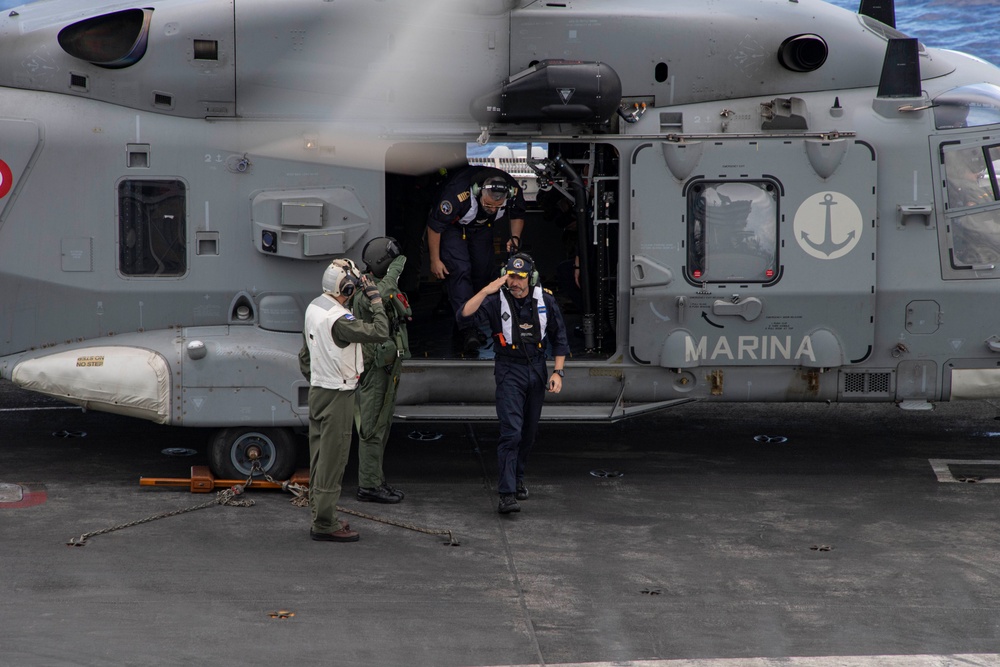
[360,275,382,305]
[484,274,508,295]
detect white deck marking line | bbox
[478,653,1000,667]
[929,458,1000,483]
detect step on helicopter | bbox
[1,0,999,478]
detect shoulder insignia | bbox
[543,288,553,295]
[343,313,356,321]
[439,200,453,216]
[457,191,470,203]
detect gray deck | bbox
[3,379,1000,666]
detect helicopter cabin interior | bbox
[384,140,622,362]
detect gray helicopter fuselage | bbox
[0,0,997,451]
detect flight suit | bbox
[351,255,412,490]
[299,295,388,533]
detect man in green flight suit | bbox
[299,258,389,542]
[351,237,412,503]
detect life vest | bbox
[496,285,547,355]
[303,294,363,390]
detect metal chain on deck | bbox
[67,482,255,547]
[335,504,460,546]
[68,461,459,547]
[250,464,459,546]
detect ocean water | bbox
[824,0,1000,66]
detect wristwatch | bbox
[553,369,565,377]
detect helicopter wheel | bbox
[208,427,297,481]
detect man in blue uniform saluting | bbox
[458,252,569,514]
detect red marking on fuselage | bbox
[0,159,13,198]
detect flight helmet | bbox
[361,236,401,279]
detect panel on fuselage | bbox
[629,137,877,370]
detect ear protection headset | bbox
[471,175,517,200]
[501,252,539,288]
[322,260,360,297]
[339,274,358,297]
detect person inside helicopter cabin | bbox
[427,166,527,356]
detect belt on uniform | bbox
[495,354,543,366]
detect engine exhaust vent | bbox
[58,8,153,69]
[777,34,829,73]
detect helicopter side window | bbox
[933,84,1000,130]
[944,145,995,209]
[687,181,778,282]
[949,208,1000,269]
[941,144,1000,273]
[118,179,187,277]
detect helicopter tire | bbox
[208,427,298,481]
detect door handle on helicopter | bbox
[711,296,763,321]
[986,336,1000,353]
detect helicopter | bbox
[1,0,999,480]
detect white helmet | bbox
[322,258,360,297]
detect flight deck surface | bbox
[3,379,1000,666]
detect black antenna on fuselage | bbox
[877,37,921,98]
[859,0,896,29]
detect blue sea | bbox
[824,0,1000,65]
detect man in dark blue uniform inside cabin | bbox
[428,166,527,355]
[459,252,569,514]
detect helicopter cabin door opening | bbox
[628,137,878,400]
[384,140,622,363]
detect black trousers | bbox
[493,357,546,494]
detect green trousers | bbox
[354,358,402,489]
[308,386,355,533]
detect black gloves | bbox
[360,275,382,305]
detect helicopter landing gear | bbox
[207,427,298,480]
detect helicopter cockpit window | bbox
[118,180,187,277]
[943,145,995,209]
[941,143,1000,273]
[933,83,1000,130]
[687,181,778,282]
